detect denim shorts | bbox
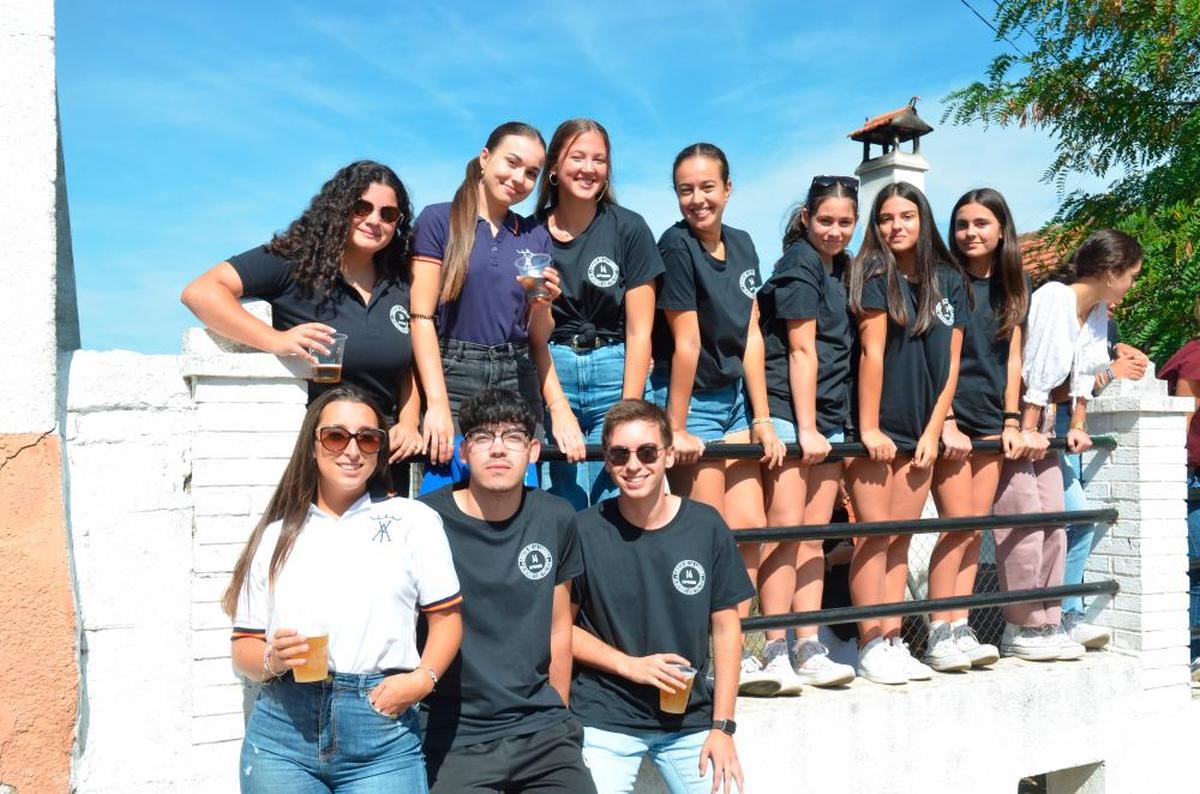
[769,416,846,446]
[647,368,749,442]
[240,671,428,793]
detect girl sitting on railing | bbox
[843,182,969,685]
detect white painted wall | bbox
[1,0,78,432]
[63,332,1194,792]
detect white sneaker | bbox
[792,637,856,687]
[761,639,804,696]
[1000,623,1058,661]
[1048,623,1086,660]
[1061,612,1111,650]
[953,623,999,667]
[856,636,907,685]
[738,651,782,696]
[890,637,933,681]
[922,622,972,672]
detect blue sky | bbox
[57,0,1101,354]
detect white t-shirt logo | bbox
[587,256,620,288]
[390,304,411,334]
[934,298,955,326]
[672,560,707,595]
[738,269,761,299]
[518,543,553,581]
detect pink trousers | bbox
[992,453,1066,627]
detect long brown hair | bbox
[222,386,390,617]
[535,118,616,215]
[847,182,958,335]
[947,188,1029,340]
[441,121,545,304]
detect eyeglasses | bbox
[464,428,531,451]
[604,444,666,466]
[352,199,402,225]
[810,175,859,195]
[317,426,386,455]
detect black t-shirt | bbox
[570,498,755,734]
[547,203,665,341]
[855,264,969,449]
[418,485,583,751]
[652,222,762,390]
[758,239,853,434]
[953,274,1030,437]
[229,246,413,419]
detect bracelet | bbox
[1002,411,1021,421]
[1003,420,1021,429]
[419,666,439,691]
[410,313,437,321]
[1070,422,1088,432]
[750,417,773,426]
[262,648,284,681]
[945,414,956,421]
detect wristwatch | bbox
[712,719,737,735]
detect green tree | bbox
[944,0,1200,364]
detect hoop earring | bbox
[548,172,559,186]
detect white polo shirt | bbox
[233,492,461,674]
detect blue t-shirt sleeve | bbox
[621,211,666,288]
[772,248,823,321]
[412,204,451,261]
[228,246,295,300]
[656,231,697,312]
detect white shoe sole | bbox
[857,667,907,685]
[1054,645,1086,661]
[923,655,971,673]
[1000,645,1058,662]
[795,667,856,687]
[965,648,1000,667]
[738,674,783,697]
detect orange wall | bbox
[0,433,77,792]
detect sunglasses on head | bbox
[352,199,402,225]
[317,425,386,455]
[811,175,859,195]
[604,444,666,466]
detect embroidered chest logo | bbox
[371,515,398,543]
[390,304,411,334]
[672,560,706,595]
[738,269,761,299]
[518,543,554,581]
[934,298,955,327]
[587,256,620,288]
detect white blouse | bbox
[1021,281,1110,406]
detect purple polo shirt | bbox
[412,202,551,346]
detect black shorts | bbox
[426,717,596,794]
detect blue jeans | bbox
[544,342,627,510]
[1187,469,1200,659]
[647,368,749,442]
[1056,407,1105,616]
[581,725,711,794]
[241,672,428,793]
[769,417,845,446]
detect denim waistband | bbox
[441,337,529,358]
[276,669,409,693]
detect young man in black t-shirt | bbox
[419,389,595,793]
[571,400,752,794]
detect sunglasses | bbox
[604,444,666,466]
[317,425,386,455]
[811,175,859,195]
[352,199,402,225]
[464,427,531,451]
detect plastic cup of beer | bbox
[515,252,552,300]
[311,333,348,383]
[659,663,697,715]
[291,622,330,683]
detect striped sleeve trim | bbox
[231,627,266,640]
[419,593,463,613]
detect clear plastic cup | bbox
[311,333,347,383]
[515,252,553,299]
[291,621,330,683]
[659,663,697,714]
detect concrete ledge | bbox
[635,653,1189,793]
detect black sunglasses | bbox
[604,444,666,466]
[317,425,386,455]
[352,199,402,225]
[810,175,859,195]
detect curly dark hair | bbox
[267,160,414,297]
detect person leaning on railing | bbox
[992,229,1144,662]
